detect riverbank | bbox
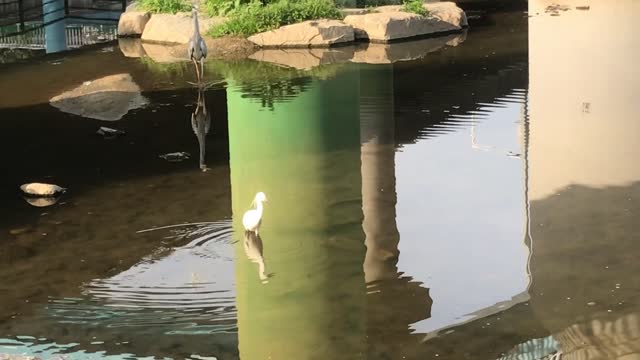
[118,1,468,59]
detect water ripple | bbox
[44,220,237,334]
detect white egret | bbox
[242,192,267,235]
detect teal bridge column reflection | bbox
[226,63,432,359]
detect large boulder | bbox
[344,1,467,42]
[141,13,225,44]
[118,11,151,37]
[248,20,355,48]
[49,74,148,121]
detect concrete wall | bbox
[528,0,640,201]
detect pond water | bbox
[1,1,639,359]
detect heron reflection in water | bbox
[244,231,268,283]
[191,85,211,171]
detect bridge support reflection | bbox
[227,67,367,359]
[227,63,433,359]
[360,65,400,284]
[359,64,433,359]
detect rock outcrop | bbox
[344,1,467,42]
[141,13,225,44]
[117,11,151,36]
[248,20,355,48]
[49,74,148,121]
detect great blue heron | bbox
[187,4,207,82]
[242,192,268,235]
[191,86,211,171]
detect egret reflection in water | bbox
[243,231,268,283]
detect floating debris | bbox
[97,126,126,139]
[9,227,31,235]
[20,183,66,196]
[159,152,191,162]
[545,4,571,12]
[507,151,521,158]
[576,5,590,10]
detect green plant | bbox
[204,0,246,16]
[139,0,190,13]
[402,0,427,16]
[208,0,342,37]
[359,0,400,7]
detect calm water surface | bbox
[1,1,639,359]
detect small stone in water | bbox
[159,152,191,162]
[10,227,30,235]
[20,183,66,196]
[97,126,125,139]
[587,301,596,306]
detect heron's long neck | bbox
[255,201,263,216]
[193,12,200,35]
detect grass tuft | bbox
[139,0,191,13]
[402,0,428,16]
[208,0,342,37]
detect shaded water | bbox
[1,1,639,359]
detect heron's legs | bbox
[200,58,205,82]
[192,58,201,83]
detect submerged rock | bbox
[159,152,191,162]
[20,183,66,196]
[248,20,355,48]
[97,126,126,139]
[49,73,148,121]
